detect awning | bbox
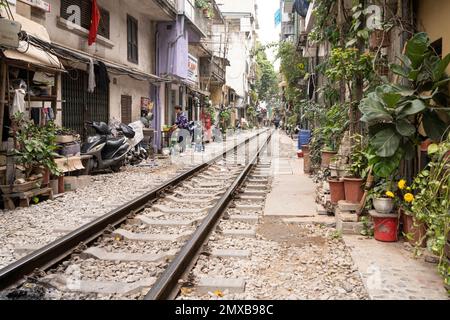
[184,82,210,96]
[2,13,64,71]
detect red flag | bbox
[88,0,101,46]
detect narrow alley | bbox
[0,0,448,311]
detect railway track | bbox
[0,130,273,300]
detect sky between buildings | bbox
[256,0,281,70]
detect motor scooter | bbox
[81,122,132,173]
[120,120,148,165]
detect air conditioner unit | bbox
[0,19,22,49]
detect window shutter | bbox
[127,15,138,63]
[98,8,110,39]
[121,95,132,125]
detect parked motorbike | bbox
[81,121,132,173]
[119,120,148,165]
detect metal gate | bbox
[62,69,109,140]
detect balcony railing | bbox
[180,0,209,37]
[200,57,225,83]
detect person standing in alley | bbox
[273,115,281,130]
[171,106,189,153]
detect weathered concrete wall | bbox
[11,0,160,126]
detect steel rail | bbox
[144,131,273,300]
[0,129,269,291]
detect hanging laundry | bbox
[88,58,96,93]
[30,108,40,125]
[88,0,101,46]
[11,89,26,115]
[94,61,110,92]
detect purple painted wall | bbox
[157,16,188,79]
[157,16,202,80]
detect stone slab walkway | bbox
[344,236,448,300]
[264,131,318,217]
[262,131,448,300]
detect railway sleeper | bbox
[112,229,192,242]
[80,247,178,263]
[40,274,157,295]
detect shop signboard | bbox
[187,54,199,85]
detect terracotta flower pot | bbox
[343,177,364,204]
[302,145,311,174]
[401,210,427,247]
[301,145,310,153]
[328,177,345,205]
[321,150,337,168]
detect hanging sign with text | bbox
[187,54,199,85]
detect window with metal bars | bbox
[60,0,110,39]
[127,15,139,64]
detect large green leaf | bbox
[372,151,403,178]
[391,84,416,96]
[397,99,427,118]
[432,53,450,82]
[396,119,416,137]
[405,32,430,69]
[383,92,403,108]
[422,110,449,142]
[390,63,409,79]
[432,77,450,90]
[371,128,401,157]
[359,92,393,124]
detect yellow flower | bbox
[398,179,407,190]
[385,191,395,198]
[404,193,414,203]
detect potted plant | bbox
[344,136,368,204]
[195,0,208,10]
[321,144,337,168]
[301,144,311,174]
[369,180,396,214]
[56,127,79,144]
[327,176,345,205]
[2,114,61,193]
[366,181,400,242]
[393,178,427,247]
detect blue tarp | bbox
[294,0,310,17]
[274,8,281,26]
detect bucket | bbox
[373,216,399,242]
[298,130,311,150]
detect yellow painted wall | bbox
[416,0,450,73]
